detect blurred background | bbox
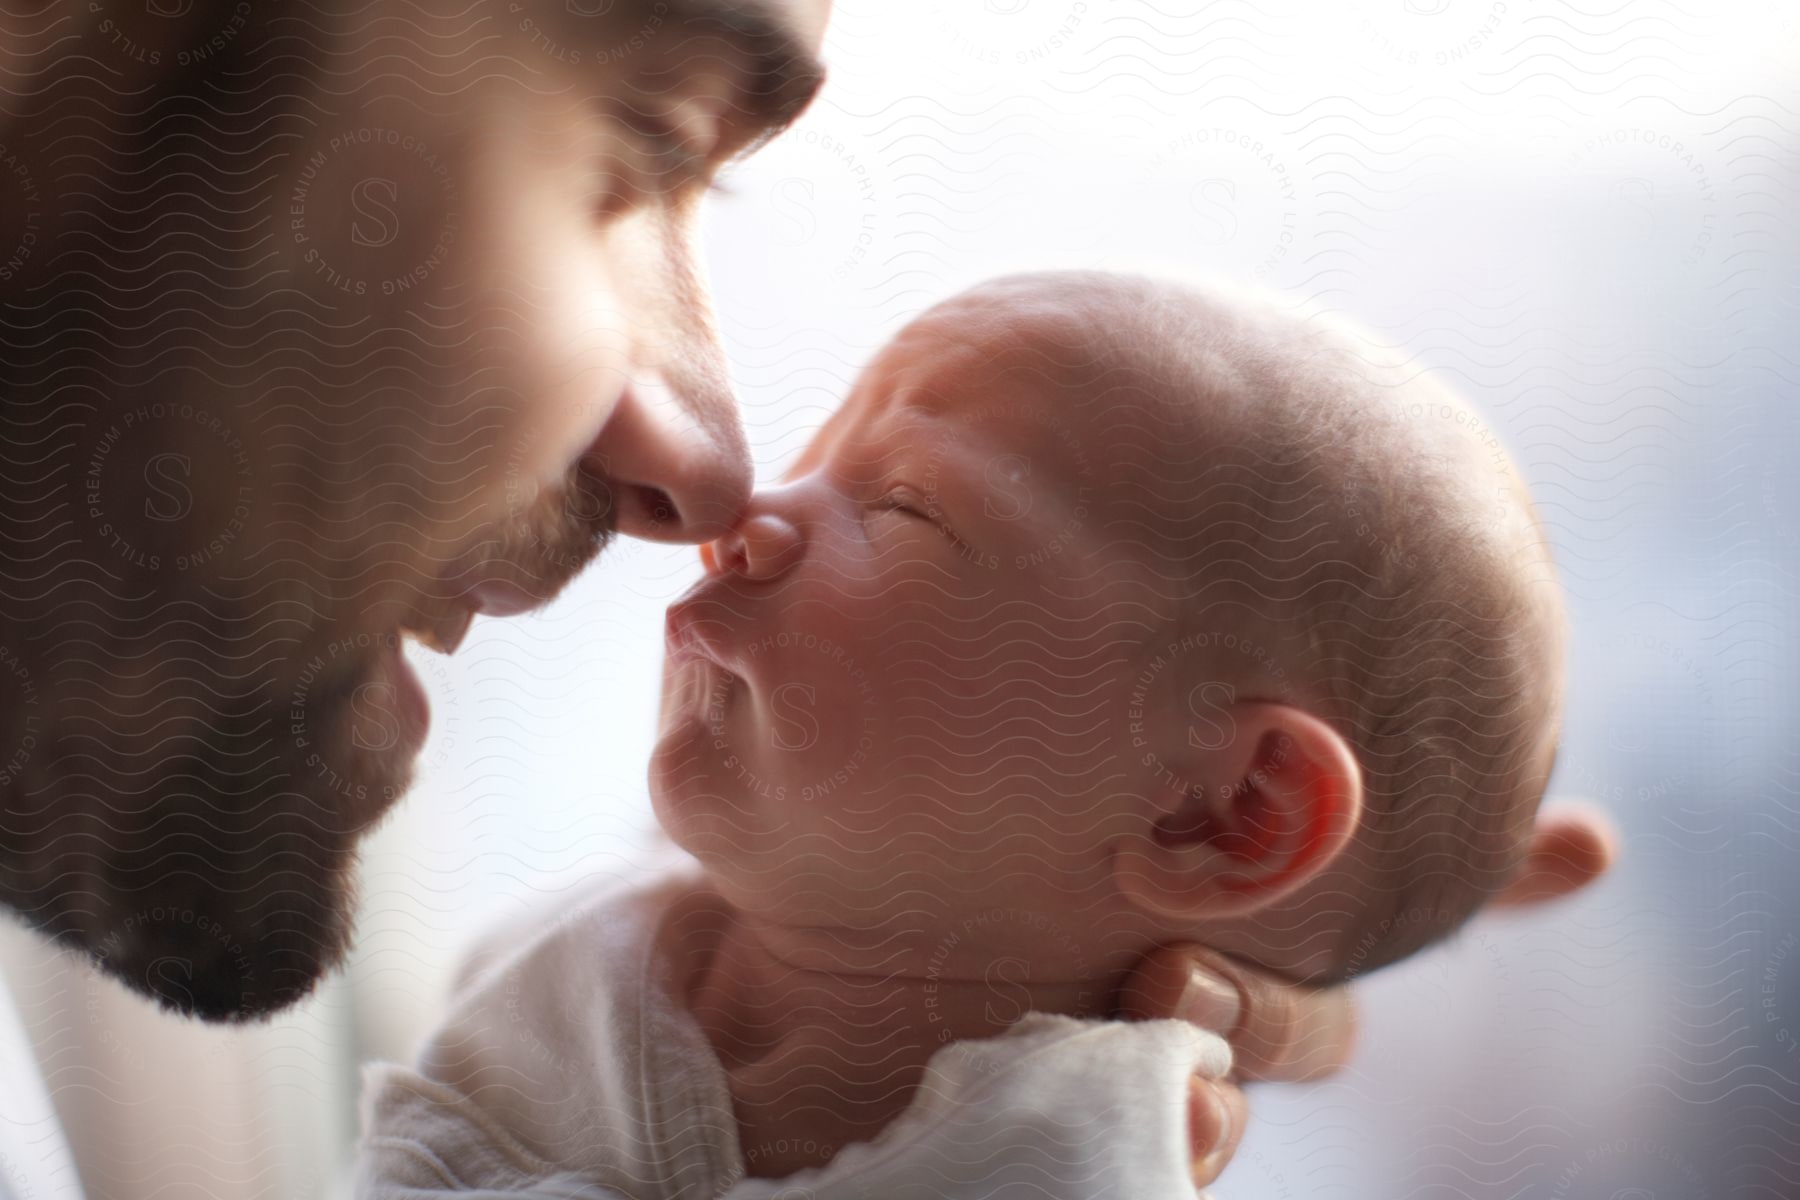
[2,0,1797,1196]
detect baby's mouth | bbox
[665,602,698,655]
[665,574,748,671]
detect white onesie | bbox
[355,862,1230,1199]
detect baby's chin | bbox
[644,708,758,868]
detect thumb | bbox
[1117,944,1355,1082]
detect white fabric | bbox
[0,978,84,1200]
[355,865,1229,1199]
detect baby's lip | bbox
[665,593,731,666]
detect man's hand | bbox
[1120,804,1617,1191]
[1116,943,1354,1188]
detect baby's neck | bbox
[685,903,1130,1179]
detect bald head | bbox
[898,270,1568,978]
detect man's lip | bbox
[463,578,548,618]
[401,606,474,655]
[445,560,571,621]
[398,575,556,657]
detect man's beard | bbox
[471,453,621,623]
[43,458,620,1022]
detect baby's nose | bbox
[700,510,802,581]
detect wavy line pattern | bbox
[1,0,1795,1198]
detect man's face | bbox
[2,0,826,1019]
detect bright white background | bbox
[3,1,1796,1196]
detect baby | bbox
[356,272,1599,1197]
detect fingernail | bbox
[1179,968,1242,1035]
[1193,1085,1235,1180]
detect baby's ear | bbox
[1113,703,1363,922]
[1491,804,1617,907]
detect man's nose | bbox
[585,374,752,544]
[700,504,803,582]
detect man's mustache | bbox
[470,456,622,606]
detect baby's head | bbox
[653,271,1578,987]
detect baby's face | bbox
[651,302,1191,953]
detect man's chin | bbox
[300,639,430,835]
[83,860,363,1023]
[66,461,619,1021]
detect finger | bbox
[1494,803,1617,907]
[1188,1079,1247,1189]
[1224,952,1354,1082]
[1205,946,1356,1082]
[1115,942,1239,1029]
[1116,943,1356,1082]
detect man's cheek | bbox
[487,326,633,509]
